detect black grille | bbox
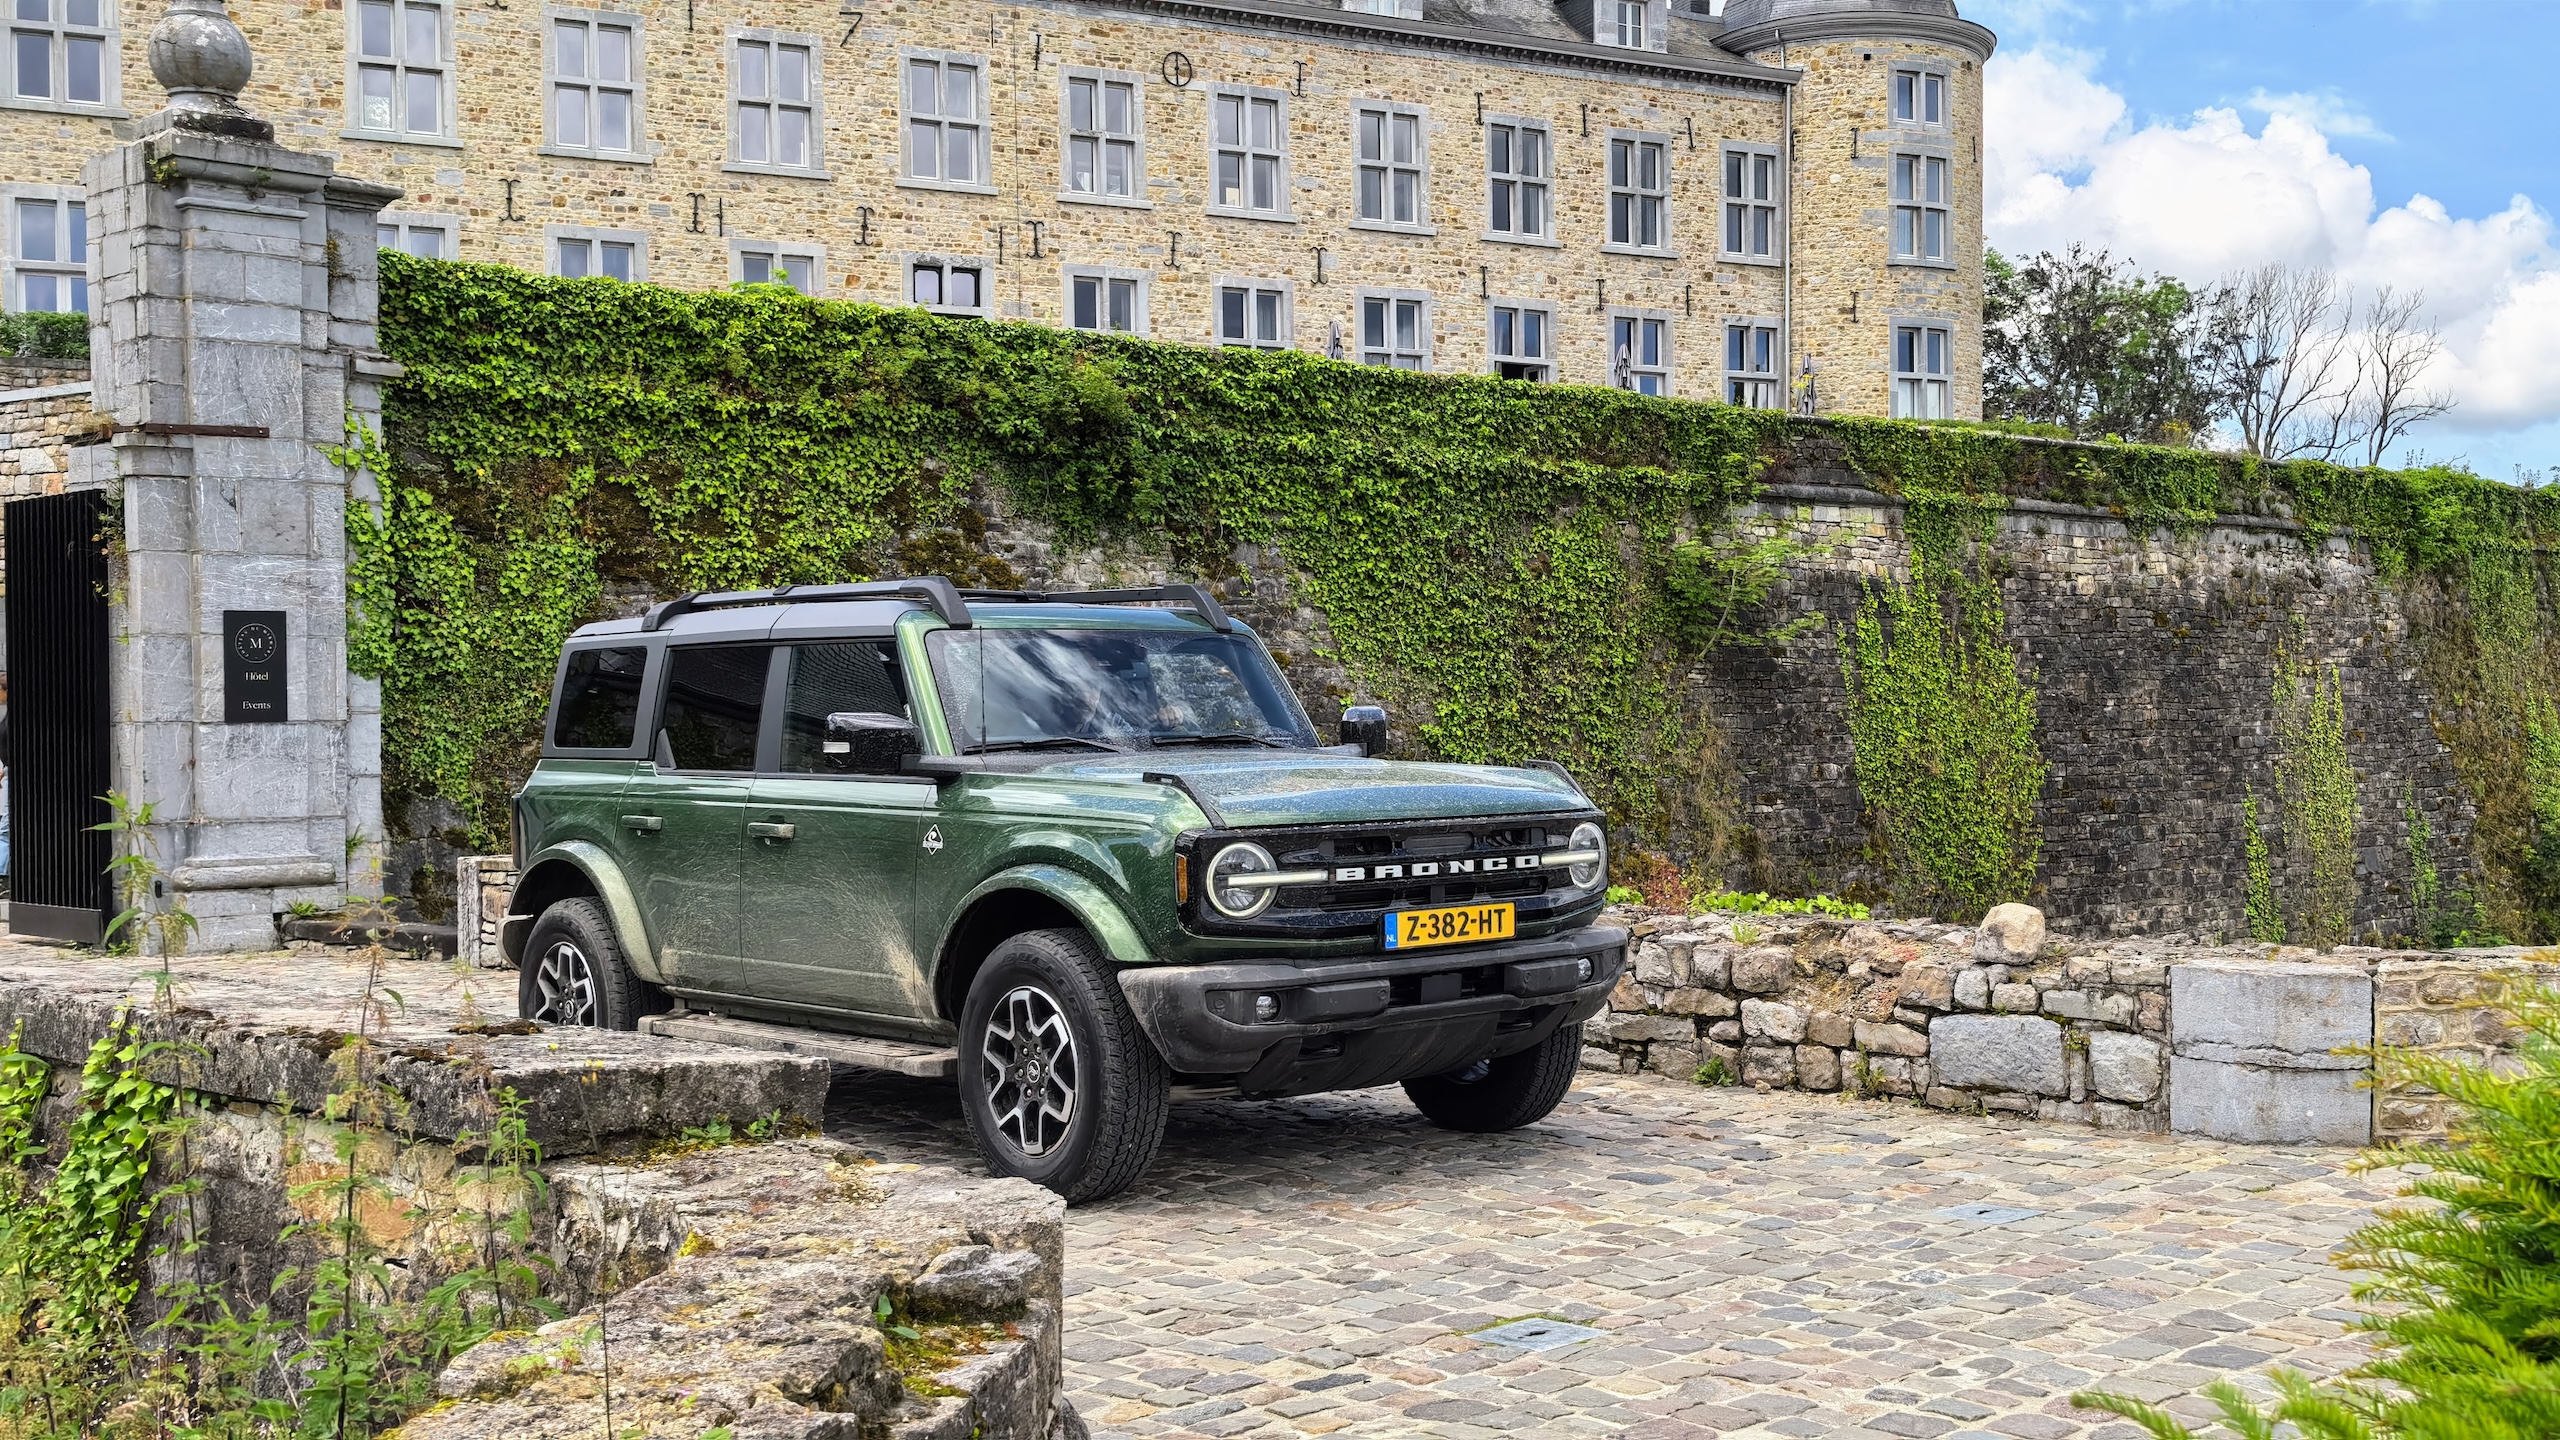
[5,492,113,944]
[1268,823,1563,913]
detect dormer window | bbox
[1612,0,1643,46]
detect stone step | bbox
[643,1012,959,1078]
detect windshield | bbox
[925,625,1320,753]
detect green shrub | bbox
[0,310,87,360]
[2072,975,2560,1439]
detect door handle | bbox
[621,814,663,834]
[747,821,796,842]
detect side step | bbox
[643,1013,958,1079]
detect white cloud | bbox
[1984,46,2560,450]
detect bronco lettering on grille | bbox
[1330,854,1539,883]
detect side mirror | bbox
[1340,705,1389,758]
[824,711,921,774]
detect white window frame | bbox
[1891,149,1953,267]
[1723,317,1779,408]
[1213,276,1294,350]
[1354,288,1431,370]
[1342,0,1420,16]
[343,0,460,146]
[1595,0,1664,51]
[1350,100,1432,235]
[1481,115,1556,248]
[543,7,647,163]
[1604,129,1673,255]
[1608,308,1674,396]
[723,28,824,179]
[546,224,648,282]
[4,0,118,117]
[1892,320,1954,419]
[1206,84,1292,222]
[1058,66,1148,208]
[376,210,460,261]
[730,238,825,294]
[1890,63,1949,129]
[1063,265,1151,336]
[903,252,991,316]
[1720,142,1781,265]
[1486,298,1554,382]
[898,46,989,194]
[4,184,87,315]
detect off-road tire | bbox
[1403,1023,1584,1132]
[518,897,665,1031]
[958,928,1170,1204]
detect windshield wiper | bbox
[1150,732,1293,749]
[966,736,1128,754]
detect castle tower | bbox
[1716,0,1997,419]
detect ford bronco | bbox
[506,578,1628,1201]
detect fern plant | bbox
[2074,976,2560,1439]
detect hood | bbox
[1038,752,1590,828]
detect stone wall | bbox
[456,854,518,969]
[0,360,95,596]
[2373,954,2560,1144]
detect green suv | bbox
[505,578,1627,1201]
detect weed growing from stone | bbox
[1692,1058,1735,1087]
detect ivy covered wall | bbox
[363,256,2560,941]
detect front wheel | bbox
[517,897,664,1030]
[957,928,1169,1204]
[1403,1023,1584,1133]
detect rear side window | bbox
[660,644,774,771]
[779,641,909,773]
[552,646,648,750]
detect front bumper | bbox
[1117,926,1627,1097]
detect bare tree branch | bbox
[2355,285,2455,467]
[2204,264,2359,460]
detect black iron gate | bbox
[5,490,113,944]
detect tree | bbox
[1983,246,2218,444]
[2351,285,2455,468]
[2200,264,2456,465]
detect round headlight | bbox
[1207,842,1279,918]
[1568,822,1607,890]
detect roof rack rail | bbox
[952,583,1234,632]
[639,577,973,633]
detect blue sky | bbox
[1964,0,2560,476]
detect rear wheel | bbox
[518,897,664,1031]
[1403,1023,1583,1133]
[957,928,1169,1204]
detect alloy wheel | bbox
[982,984,1079,1157]
[533,939,600,1026]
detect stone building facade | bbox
[0,0,1992,414]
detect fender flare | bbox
[506,841,664,986]
[947,863,1153,970]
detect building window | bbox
[1485,119,1549,241]
[1357,292,1429,369]
[1210,87,1287,217]
[1066,268,1147,335]
[1610,312,1670,396]
[1488,301,1551,381]
[8,0,108,108]
[909,258,987,314]
[1353,103,1426,230]
[1892,67,1946,127]
[730,32,820,174]
[1607,134,1669,251]
[1062,71,1140,201]
[899,50,988,188]
[1725,321,1778,408]
[1892,323,1952,418]
[550,227,645,281]
[549,11,642,159]
[376,214,453,259]
[9,195,85,313]
[1892,152,1950,263]
[1611,0,1643,46]
[1217,280,1291,349]
[1721,144,1779,261]
[735,241,819,292]
[350,0,449,139]
[1346,0,1404,13]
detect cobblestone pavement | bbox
[825,1070,2397,1440]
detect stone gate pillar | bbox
[82,0,402,951]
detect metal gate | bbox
[5,490,113,944]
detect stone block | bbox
[2088,1032,2164,1103]
[1598,1012,1692,1046]
[1641,1039,1699,1079]
[1850,1020,1928,1057]
[1973,903,2045,963]
[1865,1055,1916,1096]
[1731,946,1792,994]
[2095,1100,2168,1133]
[2378,1013,2443,1047]
[1580,1045,1624,1072]
[1991,982,2039,1013]
[1796,1044,1840,1091]
[1685,945,1732,991]
[1740,1044,1795,1088]
[1697,1041,1740,1081]
[1898,962,1955,1011]
[1954,966,1991,1010]
[2064,956,2112,987]
[1805,1011,1851,1048]
[1740,999,1806,1043]
[1707,1019,1742,1044]
[1608,974,1645,1012]
[2042,989,2135,1026]
[1663,987,1738,1018]
[1981,1092,2036,1115]
[2171,961,2373,1069]
[2111,955,2169,987]
[2169,1056,2371,1146]
[1632,940,1679,987]
[1929,1015,2067,1097]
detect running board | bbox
[643,1013,958,1078]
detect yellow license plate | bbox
[1383,902,1515,951]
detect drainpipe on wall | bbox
[1778,28,1795,412]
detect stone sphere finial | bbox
[148,0,254,114]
